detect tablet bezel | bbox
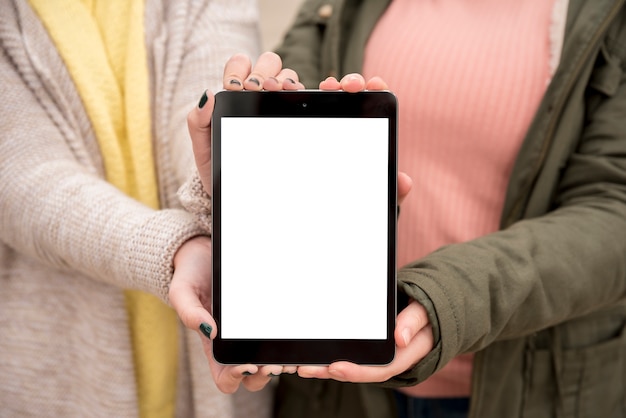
[211,90,398,365]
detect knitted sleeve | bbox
[148,0,262,205]
[178,169,212,234]
[0,0,209,303]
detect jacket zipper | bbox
[502,0,624,228]
[470,2,625,418]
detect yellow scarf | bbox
[28,1,178,417]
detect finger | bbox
[339,73,366,93]
[242,365,283,392]
[320,74,384,92]
[223,53,251,90]
[398,172,413,206]
[242,374,273,392]
[210,359,259,394]
[279,69,305,90]
[244,51,283,91]
[283,366,298,374]
[319,76,341,90]
[187,90,215,192]
[326,360,391,382]
[195,331,259,394]
[297,365,333,379]
[259,365,284,379]
[183,322,260,395]
[262,68,304,91]
[395,300,429,348]
[168,274,215,336]
[365,76,389,91]
[262,76,283,91]
[327,325,434,383]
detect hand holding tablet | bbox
[174,52,433,394]
[211,90,398,365]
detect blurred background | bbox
[258,0,305,51]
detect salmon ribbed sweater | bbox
[363,0,554,398]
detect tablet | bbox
[211,90,397,365]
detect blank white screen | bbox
[219,117,389,339]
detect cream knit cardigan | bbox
[0,0,271,416]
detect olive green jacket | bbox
[274,1,626,417]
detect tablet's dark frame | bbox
[211,90,398,365]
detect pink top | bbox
[363,0,554,398]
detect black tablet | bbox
[211,90,397,365]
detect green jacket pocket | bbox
[523,309,626,418]
[557,321,626,418]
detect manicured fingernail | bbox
[247,77,260,86]
[198,91,208,108]
[286,78,296,84]
[242,371,253,376]
[199,323,213,339]
[229,79,241,86]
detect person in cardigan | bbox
[0,0,284,416]
[184,0,626,417]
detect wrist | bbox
[174,235,211,268]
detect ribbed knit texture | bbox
[0,0,269,416]
[363,0,554,397]
[26,1,179,416]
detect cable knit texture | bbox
[0,0,271,416]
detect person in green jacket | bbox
[178,0,626,417]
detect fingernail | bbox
[328,368,345,379]
[229,79,241,86]
[247,77,260,86]
[286,78,296,84]
[268,373,280,377]
[198,91,208,109]
[402,328,411,346]
[199,322,213,339]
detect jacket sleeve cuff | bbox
[379,279,445,388]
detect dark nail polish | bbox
[198,91,208,109]
[199,322,213,339]
[242,371,253,376]
[229,79,242,86]
[247,77,260,86]
[286,78,296,84]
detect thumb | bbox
[398,171,413,206]
[169,278,217,341]
[395,300,429,348]
[187,89,215,193]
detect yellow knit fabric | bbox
[27,1,178,417]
